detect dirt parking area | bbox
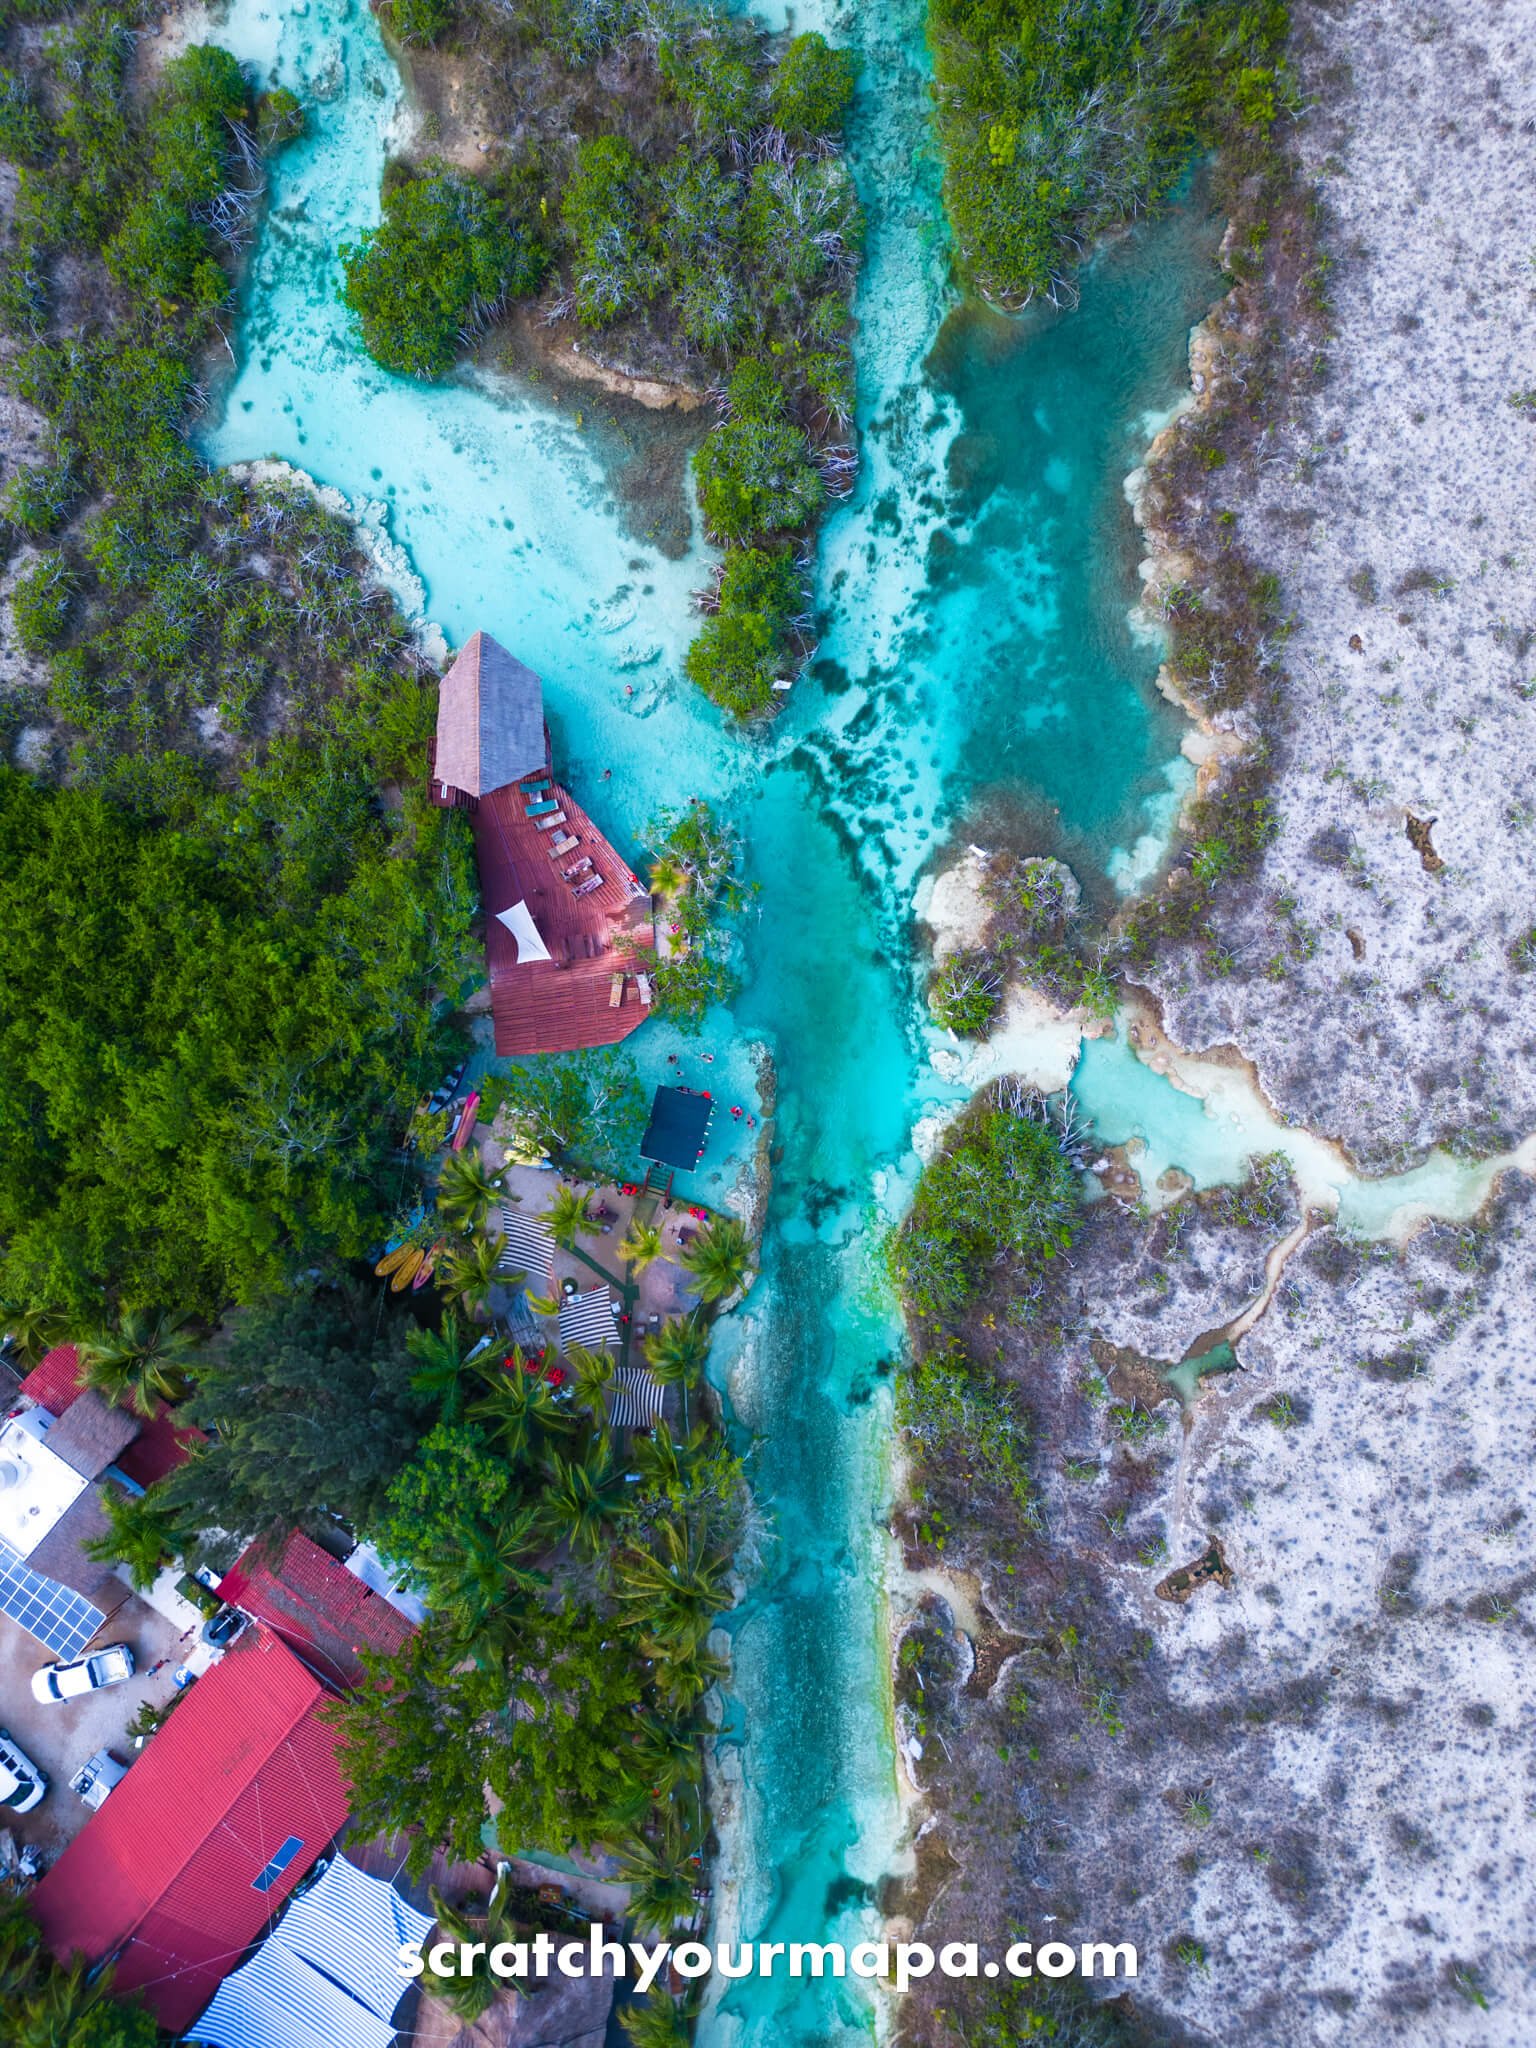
[0,1592,186,1863]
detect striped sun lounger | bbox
[548,834,579,857]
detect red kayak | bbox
[450,1092,481,1151]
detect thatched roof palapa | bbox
[434,631,547,799]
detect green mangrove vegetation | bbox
[338,1,861,719]
[889,1080,1080,1327]
[341,162,549,378]
[0,11,430,767]
[926,0,1291,305]
[634,801,751,1027]
[0,753,475,1318]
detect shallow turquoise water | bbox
[199,2,1228,2041]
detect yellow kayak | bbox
[375,1243,415,1277]
[390,1246,426,1292]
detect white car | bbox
[31,1643,135,1704]
[0,1727,46,1813]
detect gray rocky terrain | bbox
[897,6,1536,2045]
[1138,0,1536,1174]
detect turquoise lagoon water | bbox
[197,0,1237,2040]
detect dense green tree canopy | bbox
[334,1602,650,1867]
[342,167,548,377]
[374,1420,513,1570]
[0,751,474,1319]
[928,0,1289,303]
[561,134,661,327]
[684,545,802,718]
[889,1086,1079,1321]
[162,1284,436,1552]
[694,360,822,544]
[768,32,858,138]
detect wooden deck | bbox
[473,766,654,1056]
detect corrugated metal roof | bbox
[19,1343,83,1415]
[31,1628,351,2031]
[218,1532,413,1692]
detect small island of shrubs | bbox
[338,3,861,722]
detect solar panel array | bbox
[0,1542,105,1659]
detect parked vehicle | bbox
[199,1606,247,1649]
[31,1643,135,1704]
[70,1749,128,1810]
[0,1727,46,1812]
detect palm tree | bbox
[645,1314,711,1428]
[649,1633,730,1709]
[425,1867,527,2018]
[645,1315,710,1384]
[78,1307,197,1417]
[628,1709,703,1802]
[83,1486,192,1591]
[14,1955,118,2048]
[546,1184,593,1249]
[436,1233,508,1319]
[0,1892,41,2003]
[435,1147,505,1231]
[680,1217,752,1304]
[406,1314,476,1419]
[614,1516,732,1651]
[631,1419,709,1502]
[421,1504,548,1663]
[619,1219,665,1272]
[540,1439,627,1561]
[0,1300,67,1369]
[619,1988,698,2048]
[567,1342,617,1424]
[614,1819,703,1935]
[646,852,686,899]
[471,1355,573,1464]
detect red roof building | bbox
[30,1629,351,2030]
[114,1404,209,1489]
[19,1342,83,1414]
[430,632,655,1056]
[217,1531,414,1692]
[17,1343,206,1485]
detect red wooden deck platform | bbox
[474,767,654,1056]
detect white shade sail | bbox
[495,899,552,964]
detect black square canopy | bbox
[639,1086,712,1170]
